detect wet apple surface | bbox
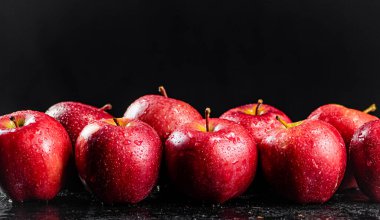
[308,104,378,191]
[220,99,292,144]
[124,87,202,141]
[46,102,114,191]
[1,100,378,217]
[165,117,258,203]
[0,111,72,202]
[259,118,346,203]
[75,118,162,204]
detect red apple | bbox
[350,120,380,201]
[220,99,291,192]
[46,101,113,144]
[220,99,291,144]
[75,118,162,204]
[308,104,378,190]
[0,110,71,202]
[165,108,257,203]
[259,117,346,203]
[46,101,114,190]
[124,86,202,141]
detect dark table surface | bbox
[1,187,379,219]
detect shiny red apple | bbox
[165,108,257,203]
[350,120,380,202]
[46,101,113,144]
[0,110,71,202]
[308,103,378,190]
[220,99,291,144]
[75,118,162,204]
[220,99,291,192]
[259,117,346,203]
[46,101,114,190]
[124,86,202,141]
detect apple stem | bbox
[276,115,289,128]
[205,108,211,132]
[9,116,18,128]
[254,99,263,115]
[113,118,120,126]
[363,104,377,114]
[158,86,168,98]
[99,104,112,111]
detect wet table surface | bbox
[0,188,379,219]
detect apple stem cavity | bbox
[158,86,168,98]
[9,116,18,128]
[363,104,377,114]
[254,99,264,115]
[276,115,290,128]
[113,118,120,126]
[99,104,112,111]
[205,108,211,132]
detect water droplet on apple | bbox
[358,133,367,142]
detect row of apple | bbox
[0,86,379,204]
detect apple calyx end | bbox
[104,118,130,127]
[363,103,377,114]
[99,104,112,111]
[205,107,211,132]
[9,116,18,128]
[158,86,168,98]
[113,118,120,126]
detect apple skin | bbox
[46,101,113,145]
[308,104,378,190]
[350,120,380,202]
[259,119,346,203]
[220,103,291,144]
[165,118,257,203]
[46,101,113,190]
[75,118,162,204]
[220,102,291,193]
[0,110,72,202]
[124,95,202,141]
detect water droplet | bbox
[134,140,143,146]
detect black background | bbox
[1,0,380,121]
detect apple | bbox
[0,110,71,202]
[220,99,291,144]
[308,103,378,190]
[75,117,162,204]
[46,101,113,144]
[220,99,291,193]
[259,117,346,203]
[350,120,380,202]
[46,101,114,190]
[165,108,257,203]
[124,86,202,141]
